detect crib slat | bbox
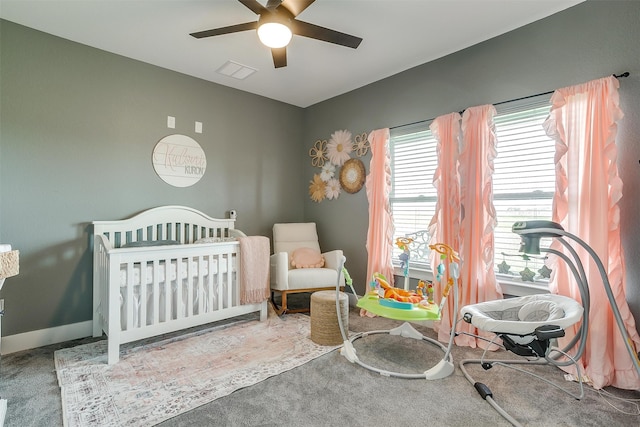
[164,257,172,321]
[152,260,160,325]
[172,263,184,319]
[197,255,205,315]
[140,260,148,327]
[207,255,215,313]
[192,256,197,316]
[186,257,193,318]
[225,253,233,309]
[216,254,223,311]
[171,224,177,243]
[126,262,135,330]
[204,255,210,312]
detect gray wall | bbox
[302,1,640,323]
[0,20,304,335]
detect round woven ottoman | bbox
[310,290,349,346]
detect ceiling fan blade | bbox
[190,21,258,39]
[265,0,283,11]
[290,20,362,49]
[238,0,268,15]
[279,0,315,17]
[271,47,287,68]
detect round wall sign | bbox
[152,134,207,187]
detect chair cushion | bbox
[291,247,325,269]
[273,223,322,255]
[285,268,338,290]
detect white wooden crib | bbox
[92,205,268,364]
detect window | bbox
[389,96,555,287]
[389,123,438,269]
[493,99,555,283]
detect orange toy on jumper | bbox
[374,272,422,304]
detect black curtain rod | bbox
[391,72,630,131]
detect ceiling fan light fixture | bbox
[257,22,292,48]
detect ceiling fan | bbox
[190,0,363,68]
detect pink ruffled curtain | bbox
[428,112,462,342]
[365,128,394,286]
[544,76,640,390]
[457,105,503,348]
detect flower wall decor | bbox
[320,163,336,181]
[309,174,326,202]
[326,130,353,166]
[308,129,369,202]
[309,139,327,167]
[353,132,369,157]
[325,178,341,200]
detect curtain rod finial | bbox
[614,72,630,78]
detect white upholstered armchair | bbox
[270,223,345,315]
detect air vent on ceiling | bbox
[216,61,257,80]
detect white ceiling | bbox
[0,0,584,108]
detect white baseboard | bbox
[0,320,93,355]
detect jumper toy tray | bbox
[356,294,441,322]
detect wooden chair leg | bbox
[281,292,288,314]
[270,291,287,316]
[280,292,311,314]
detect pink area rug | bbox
[54,312,337,426]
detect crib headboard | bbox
[93,206,237,248]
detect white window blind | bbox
[389,123,437,268]
[493,96,554,283]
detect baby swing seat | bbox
[461,294,584,358]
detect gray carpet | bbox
[1,294,639,427]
